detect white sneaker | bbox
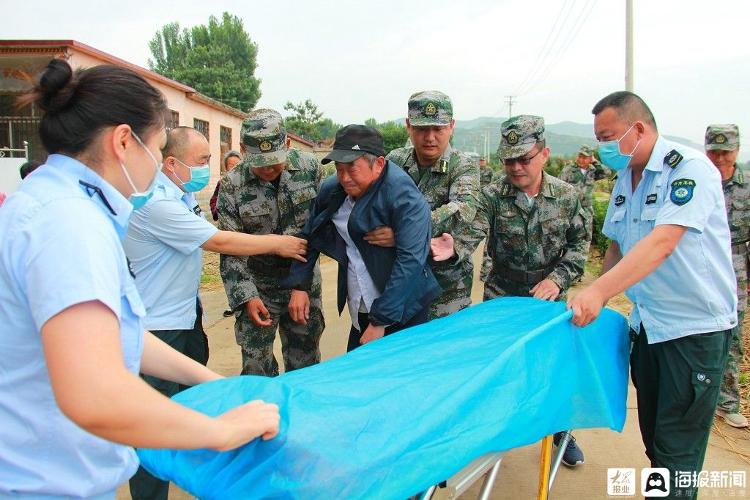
[717,409,749,428]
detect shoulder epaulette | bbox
[665,149,683,169]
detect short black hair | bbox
[19,59,168,155]
[19,160,42,179]
[592,91,657,130]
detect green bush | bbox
[592,197,610,254]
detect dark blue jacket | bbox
[283,160,441,326]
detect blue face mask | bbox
[120,132,160,210]
[173,159,211,192]
[597,124,640,171]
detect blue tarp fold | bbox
[138,297,630,499]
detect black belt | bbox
[493,263,558,285]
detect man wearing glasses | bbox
[471,115,590,466]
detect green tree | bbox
[148,12,261,111]
[283,99,341,142]
[364,118,409,154]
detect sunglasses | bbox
[503,148,542,167]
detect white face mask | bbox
[119,131,160,210]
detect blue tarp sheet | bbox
[138,297,630,499]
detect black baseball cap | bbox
[322,124,386,164]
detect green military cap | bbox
[407,90,453,126]
[240,108,288,167]
[578,145,594,157]
[497,115,545,160]
[705,124,740,151]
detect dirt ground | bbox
[117,245,750,499]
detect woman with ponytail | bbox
[0,59,280,498]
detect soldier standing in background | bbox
[218,109,325,376]
[479,157,494,186]
[705,124,749,428]
[558,145,611,239]
[471,115,590,466]
[373,90,480,319]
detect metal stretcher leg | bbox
[548,430,572,492]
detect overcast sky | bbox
[4,0,749,156]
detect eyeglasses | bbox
[503,148,542,167]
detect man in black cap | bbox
[283,125,445,351]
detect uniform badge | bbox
[714,133,727,144]
[670,179,696,205]
[424,102,437,116]
[506,130,519,145]
[614,194,626,206]
[665,149,683,169]
[438,159,448,173]
[645,193,658,205]
[259,140,273,152]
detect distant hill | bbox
[389,116,748,161]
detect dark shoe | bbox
[222,309,233,317]
[553,432,584,467]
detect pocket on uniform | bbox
[683,369,722,424]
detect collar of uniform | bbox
[155,170,185,200]
[730,164,744,185]
[643,135,670,173]
[52,153,133,230]
[499,171,555,198]
[408,144,452,172]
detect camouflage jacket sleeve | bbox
[593,162,612,181]
[547,199,589,291]
[432,155,480,238]
[558,165,573,184]
[217,174,260,310]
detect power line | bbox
[514,0,576,96]
[521,0,598,96]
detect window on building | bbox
[167,110,179,130]
[220,125,232,165]
[194,118,209,141]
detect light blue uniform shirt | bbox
[0,154,144,497]
[123,171,218,330]
[603,136,737,343]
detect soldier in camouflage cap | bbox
[497,115,546,160]
[379,90,480,319]
[706,124,740,151]
[558,144,611,240]
[218,108,326,377]
[407,90,454,126]
[705,123,749,428]
[240,108,289,167]
[468,114,590,465]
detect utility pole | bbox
[504,95,516,118]
[625,0,633,91]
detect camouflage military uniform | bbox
[218,109,325,376]
[706,123,750,415]
[387,90,480,319]
[717,166,750,412]
[473,115,589,300]
[480,166,494,187]
[558,146,611,239]
[475,173,589,299]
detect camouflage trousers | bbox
[235,289,324,377]
[718,310,745,413]
[429,259,474,319]
[582,206,594,242]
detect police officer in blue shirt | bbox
[123,126,308,500]
[569,92,735,500]
[0,59,281,498]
